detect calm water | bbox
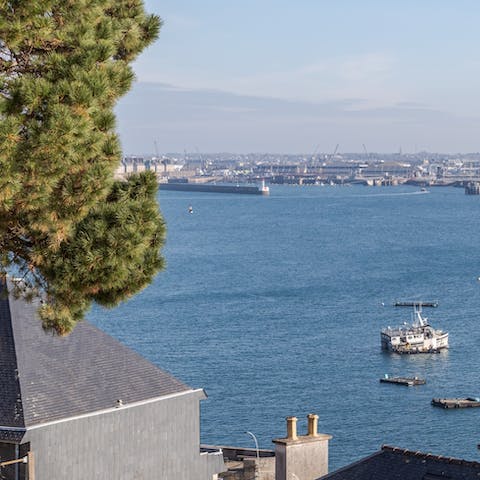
[89,184,480,470]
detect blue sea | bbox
[89,184,480,471]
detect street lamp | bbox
[245,431,260,461]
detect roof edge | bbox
[0,426,27,433]
[0,278,26,429]
[381,444,480,468]
[26,388,205,431]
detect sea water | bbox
[89,184,480,470]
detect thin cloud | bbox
[337,53,395,82]
[115,82,480,153]
[142,52,400,108]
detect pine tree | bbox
[0,1,165,334]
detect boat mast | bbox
[394,301,437,327]
[413,303,427,327]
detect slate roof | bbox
[318,445,480,480]
[0,279,191,437]
[0,290,24,431]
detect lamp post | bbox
[245,431,260,461]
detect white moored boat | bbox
[381,304,448,354]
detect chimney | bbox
[307,414,318,437]
[273,414,331,480]
[286,416,298,440]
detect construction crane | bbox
[330,144,339,161]
[195,146,207,173]
[362,144,369,161]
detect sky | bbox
[115,1,480,154]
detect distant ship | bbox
[381,303,448,354]
[159,179,269,196]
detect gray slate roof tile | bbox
[0,429,26,443]
[318,445,480,480]
[0,280,191,433]
[0,291,24,429]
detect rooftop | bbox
[0,278,191,440]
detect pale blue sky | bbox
[115,1,480,154]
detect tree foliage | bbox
[0,0,165,334]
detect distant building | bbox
[114,156,185,180]
[0,278,224,480]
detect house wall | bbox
[220,457,275,480]
[23,389,224,480]
[275,440,329,480]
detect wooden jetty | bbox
[380,376,426,386]
[431,398,480,409]
[393,301,438,308]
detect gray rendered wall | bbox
[23,389,224,480]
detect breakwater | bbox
[158,182,269,195]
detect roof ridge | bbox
[381,445,480,468]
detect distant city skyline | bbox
[115,1,480,154]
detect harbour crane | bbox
[195,146,207,173]
[362,143,368,159]
[330,144,339,161]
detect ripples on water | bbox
[90,185,480,470]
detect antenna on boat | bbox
[393,301,437,327]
